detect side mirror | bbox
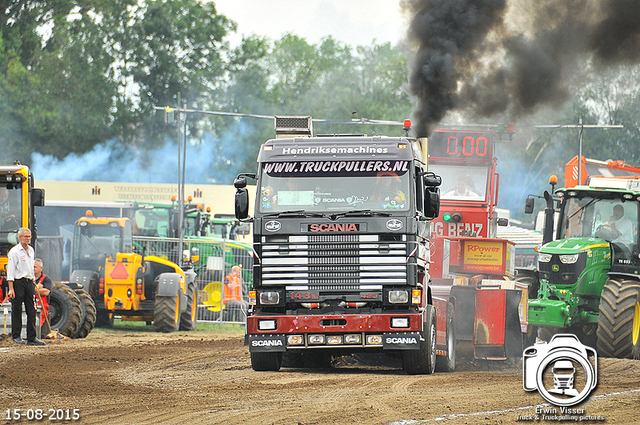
[424,188,440,219]
[31,188,45,207]
[497,217,509,226]
[524,196,535,214]
[235,188,250,220]
[234,176,247,189]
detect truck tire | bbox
[251,351,283,371]
[72,289,97,338]
[597,278,640,358]
[403,304,437,375]
[179,281,198,331]
[95,309,114,328]
[436,302,456,372]
[48,282,83,337]
[154,295,180,333]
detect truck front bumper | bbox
[246,313,423,352]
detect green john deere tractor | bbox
[518,176,640,359]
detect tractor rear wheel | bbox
[250,352,283,371]
[48,282,83,337]
[436,302,456,372]
[403,304,437,375]
[154,294,180,333]
[72,289,96,338]
[597,278,640,358]
[179,281,198,331]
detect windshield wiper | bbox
[263,210,326,218]
[329,209,392,220]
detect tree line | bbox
[2,0,640,218]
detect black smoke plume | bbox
[402,0,640,137]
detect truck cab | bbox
[235,116,442,373]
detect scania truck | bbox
[234,116,443,374]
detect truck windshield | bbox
[429,164,488,201]
[560,196,637,248]
[258,160,411,213]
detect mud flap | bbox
[247,334,287,352]
[382,332,422,350]
[156,273,187,314]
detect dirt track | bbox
[1,327,639,425]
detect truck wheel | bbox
[72,289,96,338]
[154,294,180,333]
[597,278,640,358]
[95,309,114,328]
[436,302,456,372]
[179,281,198,331]
[251,352,283,371]
[48,282,83,337]
[403,304,437,375]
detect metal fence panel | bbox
[133,236,252,325]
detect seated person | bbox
[444,175,481,198]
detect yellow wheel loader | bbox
[70,213,197,332]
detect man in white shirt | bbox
[6,227,46,346]
[610,204,634,246]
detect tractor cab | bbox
[71,213,134,274]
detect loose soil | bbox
[0,327,638,425]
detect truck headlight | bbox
[559,254,579,264]
[391,317,410,328]
[258,319,277,330]
[388,290,409,304]
[259,291,280,305]
[538,253,552,263]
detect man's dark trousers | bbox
[11,278,37,341]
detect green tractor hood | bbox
[529,237,612,328]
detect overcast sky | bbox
[212,0,409,47]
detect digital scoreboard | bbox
[428,130,493,161]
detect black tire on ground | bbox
[48,282,83,337]
[72,289,97,338]
[179,281,198,331]
[597,278,640,358]
[403,304,437,375]
[154,295,180,333]
[94,309,114,328]
[251,351,283,371]
[436,302,456,372]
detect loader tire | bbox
[597,278,640,358]
[94,309,114,328]
[48,282,82,337]
[403,304,437,375]
[72,289,96,338]
[179,281,198,331]
[154,294,180,333]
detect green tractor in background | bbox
[518,176,640,358]
[131,200,253,320]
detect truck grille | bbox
[260,234,408,285]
